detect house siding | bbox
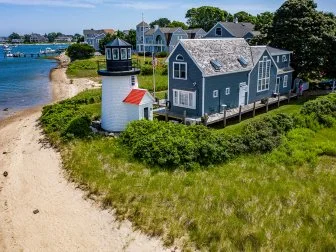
[272,54,290,69]
[204,23,234,38]
[248,50,278,103]
[168,44,203,117]
[204,71,250,113]
[243,32,254,41]
[169,29,188,52]
[153,29,168,52]
[276,73,293,94]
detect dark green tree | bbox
[125,29,136,49]
[23,34,31,43]
[168,20,188,30]
[185,6,230,31]
[8,32,21,42]
[268,0,336,78]
[99,31,126,54]
[66,43,95,61]
[150,18,171,28]
[47,32,58,43]
[233,11,256,23]
[255,12,274,31]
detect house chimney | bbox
[154,25,159,31]
[234,17,239,23]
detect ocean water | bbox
[0,44,68,119]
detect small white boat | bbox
[40,47,56,54]
[5,51,13,57]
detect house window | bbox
[213,90,218,98]
[173,62,187,80]
[112,48,119,60]
[283,75,288,88]
[277,56,280,63]
[173,89,196,109]
[257,56,271,92]
[226,87,230,95]
[121,48,127,60]
[128,48,132,59]
[215,27,222,36]
[282,55,287,62]
[176,54,184,61]
[131,75,136,86]
[105,48,111,60]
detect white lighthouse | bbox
[98,38,154,132]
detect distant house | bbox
[166,38,293,117]
[54,35,73,43]
[0,37,9,43]
[83,29,115,51]
[204,19,259,41]
[136,21,205,54]
[11,38,24,44]
[30,33,48,43]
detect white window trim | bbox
[176,54,184,61]
[173,62,187,80]
[215,27,222,36]
[283,75,288,88]
[112,48,119,60]
[282,55,287,62]
[277,56,279,63]
[105,48,111,60]
[225,87,230,95]
[213,90,218,98]
[128,48,132,59]
[173,89,196,109]
[257,56,271,92]
[121,48,127,60]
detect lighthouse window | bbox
[112,48,119,60]
[105,48,111,60]
[128,48,132,59]
[121,48,127,60]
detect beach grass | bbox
[40,89,336,250]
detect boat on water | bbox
[5,51,14,57]
[13,52,24,57]
[40,47,56,54]
[3,45,12,51]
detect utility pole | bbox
[142,13,145,63]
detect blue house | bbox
[204,20,260,42]
[166,38,293,117]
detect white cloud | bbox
[0,0,98,8]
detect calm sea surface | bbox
[0,44,68,120]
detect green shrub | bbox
[66,43,95,61]
[141,65,153,75]
[160,64,168,75]
[62,115,91,139]
[156,51,168,58]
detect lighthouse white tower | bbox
[98,38,154,132]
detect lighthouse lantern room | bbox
[98,38,154,132]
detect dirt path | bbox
[0,57,169,251]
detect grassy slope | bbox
[66,55,168,92]
[55,94,336,251]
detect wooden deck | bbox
[154,92,298,125]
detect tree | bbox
[168,20,188,30]
[268,0,336,78]
[23,34,31,43]
[8,32,21,42]
[47,32,57,43]
[233,11,256,23]
[150,18,171,28]
[99,30,126,54]
[125,29,136,49]
[66,43,95,61]
[185,6,229,31]
[255,12,274,32]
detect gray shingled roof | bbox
[180,38,253,76]
[266,46,293,55]
[184,28,204,33]
[251,46,266,65]
[219,22,255,38]
[136,21,149,27]
[144,28,155,35]
[159,27,180,33]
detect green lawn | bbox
[40,91,336,251]
[66,55,168,92]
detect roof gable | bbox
[219,22,255,38]
[179,38,253,76]
[123,89,154,105]
[266,46,293,56]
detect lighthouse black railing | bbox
[97,59,141,72]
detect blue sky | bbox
[0,0,334,36]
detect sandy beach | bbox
[0,55,168,251]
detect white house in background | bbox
[97,38,154,132]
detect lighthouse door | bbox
[144,107,149,120]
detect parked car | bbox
[318,79,336,90]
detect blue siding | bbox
[204,72,249,113]
[168,44,203,117]
[248,50,278,103]
[169,29,188,52]
[277,73,293,94]
[243,32,254,41]
[153,29,168,52]
[272,54,290,69]
[204,23,234,38]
